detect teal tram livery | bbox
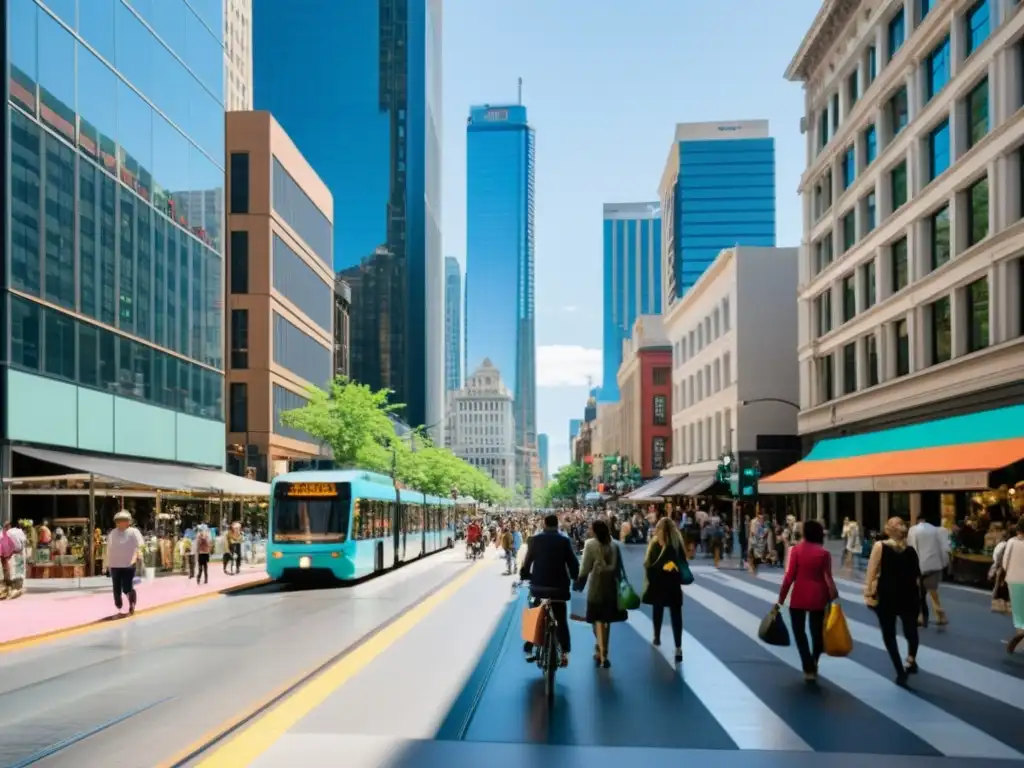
[266,469,456,583]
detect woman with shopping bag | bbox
[641,517,691,663]
[575,519,627,669]
[776,519,838,682]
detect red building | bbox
[616,317,672,478]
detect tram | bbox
[266,469,456,582]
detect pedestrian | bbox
[1001,517,1024,654]
[575,519,627,669]
[106,511,144,617]
[642,516,688,663]
[0,521,28,600]
[228,522,243,575]
[195,525,212,585]
[907,516,950,627]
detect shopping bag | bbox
[823,602,853,657]
[570,591,587,622]
[758,605,791,647]
[679,558,695,586]
[521,605,546,645]
[616,544,641,611]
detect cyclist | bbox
[519,513,579,667]
[466,519,483,559]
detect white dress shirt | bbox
[907,521,949,574]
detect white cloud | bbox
[536,345,602,387]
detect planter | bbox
[144,566,157,583]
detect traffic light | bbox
[739,455,762,498]
[716,453,735,485]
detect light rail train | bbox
[266,469,456,582]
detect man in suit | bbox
[520,514,580,665]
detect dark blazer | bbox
[519,529,580,601]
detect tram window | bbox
[352,500,363,540]
[371,501,382,538]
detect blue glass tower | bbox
[537,433,549,484]
[465,102,536,484]
[661,121,776,300]
[601,203,662,401]
[254,0,444,434]
[444,256,462,392]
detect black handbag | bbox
[758,605,791,647]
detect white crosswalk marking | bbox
[626,610,813,752]
[718,570,1024,713]
[683,580,1023,760]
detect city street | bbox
[1,545,1021,767]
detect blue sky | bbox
[442,0,822,470]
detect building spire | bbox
[518,77,522,105]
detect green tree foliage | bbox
[538,463,589,508]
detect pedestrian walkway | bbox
[0,565,268,647]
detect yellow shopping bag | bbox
[823,602,853,657]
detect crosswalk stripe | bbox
[625,611,813,752]
[683,581,1023,761]
[714,570,1024,714]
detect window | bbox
[888,9,905,60]
[968,176,989,247]
[929,205,951,270]
[43,134,76,311]
[272,158,332,265]
[863,260,877,308]
[273,234,332,330]
[889,87,909,137]
[652,437,668,471]
[229,152,249,214]
[273,384,315,443]
[847,70,859,108]
[866,333,880,387]
[652,367,670,386]
[230,308,249,369]
[891,237,909,292]
[273,312,332,386]
[926,37,951,102]
[722,297,731,331]
[815,232,834,273]
[723,352,732,386]
[831,93,840,132]
[816,290,833,336]
[930,296,952,364]
[818,109,829,150]
[920,0,936,21]
[842,274,856,322]
[842,210,857,251]
[864,125,877,166]
[891,162,908,209]
[928,120,951,180]
[966,277,989,352]
[843,343,857,395]
[864,191,877,233]
[653,395,667,426]
[229,383,248,432]
[967,78,989,148]
[816,355,834,403]
[895,319,910,377]
[867,45,877,85]
[965,0,991,57]
[842,146,856,189]
[11,110,42,297]
[230,231,249,293]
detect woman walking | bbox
[776,519,837,682]
[1001,518,1024,654]
[864,516,921,687]
[575,519,626,668]
[642,517,688,663]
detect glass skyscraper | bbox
[660,120,776,301]
[444,256,461,392]
[254,0,444,434]
[601,203,662,401]
[3,0,227,489]
[465,102,536,486]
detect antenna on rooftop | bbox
[518,77,523,105]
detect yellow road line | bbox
[0,578,272,654]
[193,561,485,768]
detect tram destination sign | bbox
[287,482,337,497]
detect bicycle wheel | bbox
[544,626,557,703]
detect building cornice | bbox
[785,0,863,83]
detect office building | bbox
[445,256,462,391]
[616,316,674,479]
[762,0,1024,532]
[334,276,351,379]
[602,202,663,400]
[225,112,334,479]
[448,359,516,490]
[254,0,444,436]
[2,0,231,516]
[659,120,776,303]
[537,433,549,485]
[465,101,537,488]
[225,0,252,111]
[568,418,582,463]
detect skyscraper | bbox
[569,419,582,463]
[601,203,663,401]
[659,120,776,303]
[254,0,444,436]
[224,0,252,111]
[465,101,536,488]
[444,257,462,392]
[537,433,549,485]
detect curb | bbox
[0,576,273,653]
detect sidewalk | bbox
[1,565,269,647]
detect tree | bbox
[541,463,589,508]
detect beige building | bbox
[225,112,335,480]
[224,0,253,111]
[447,360,517,490]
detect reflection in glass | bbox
[117,82,154,200]
[44,311,76,380]
[9,0,38,113]
[173,146,223,250]
[149,0,186,54]
[154,216,166,347]
[45,0,77,29]
[11,297,41,370]
[185,6,224,100]
[44,134,76,310]
[79,323,99,387]
[137,201,152,339]
[119,187,136,331]
[153,113,190,219]
[99,173,118,325]
[99,330,116,389]
[166,224,179,353]
[203,247,222,369]
[191,239,205,360]
[151,42,191,141]
[11,110,43,296]
[77,46,118,175]
[187,81,224,167]
[115,0,154,95]
[79,0,115,62]
[38,11,76,142]
[79,159,98,318]
[187,0,223,43]
[179,230,191,358]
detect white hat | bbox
[113,510,132,522]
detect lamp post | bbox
[739,398,801,410]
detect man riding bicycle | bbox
[519,514,579,667]
[466,520,483,558]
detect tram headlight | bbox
[298,556,312,569]
[331,551,340,558]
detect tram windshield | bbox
[272,481,351,543]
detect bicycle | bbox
[514,581,562,704]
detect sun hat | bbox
[113,510,132,522]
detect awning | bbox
[760,405,1024,494]
[622,474,680,502]
[11,446,270,497]
[663,471,718,497]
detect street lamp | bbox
[739,398,801,410]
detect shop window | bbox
[929,205,951,270]
[930,295,952,364]
[895,318,910,376]
[968,177,989,247]
[891,237,909,292]
[966,277,989,352]
[842,342,857,394]
[890,492,911,520]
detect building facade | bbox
[465,103,537,487]
[664,247,800,493]
[448,359,516,490]
[3,0,228,511]
[659,120,777,304]
[615,316,673,478]
[225,0,252,111]
[445,256,462,391]
[769,0,1024,531]
[568,418,582,464]
[334,276,351,379]
[537,432,549,484]
[601,202,663,401]
[225,111,334,480]
[254,0,444,437]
